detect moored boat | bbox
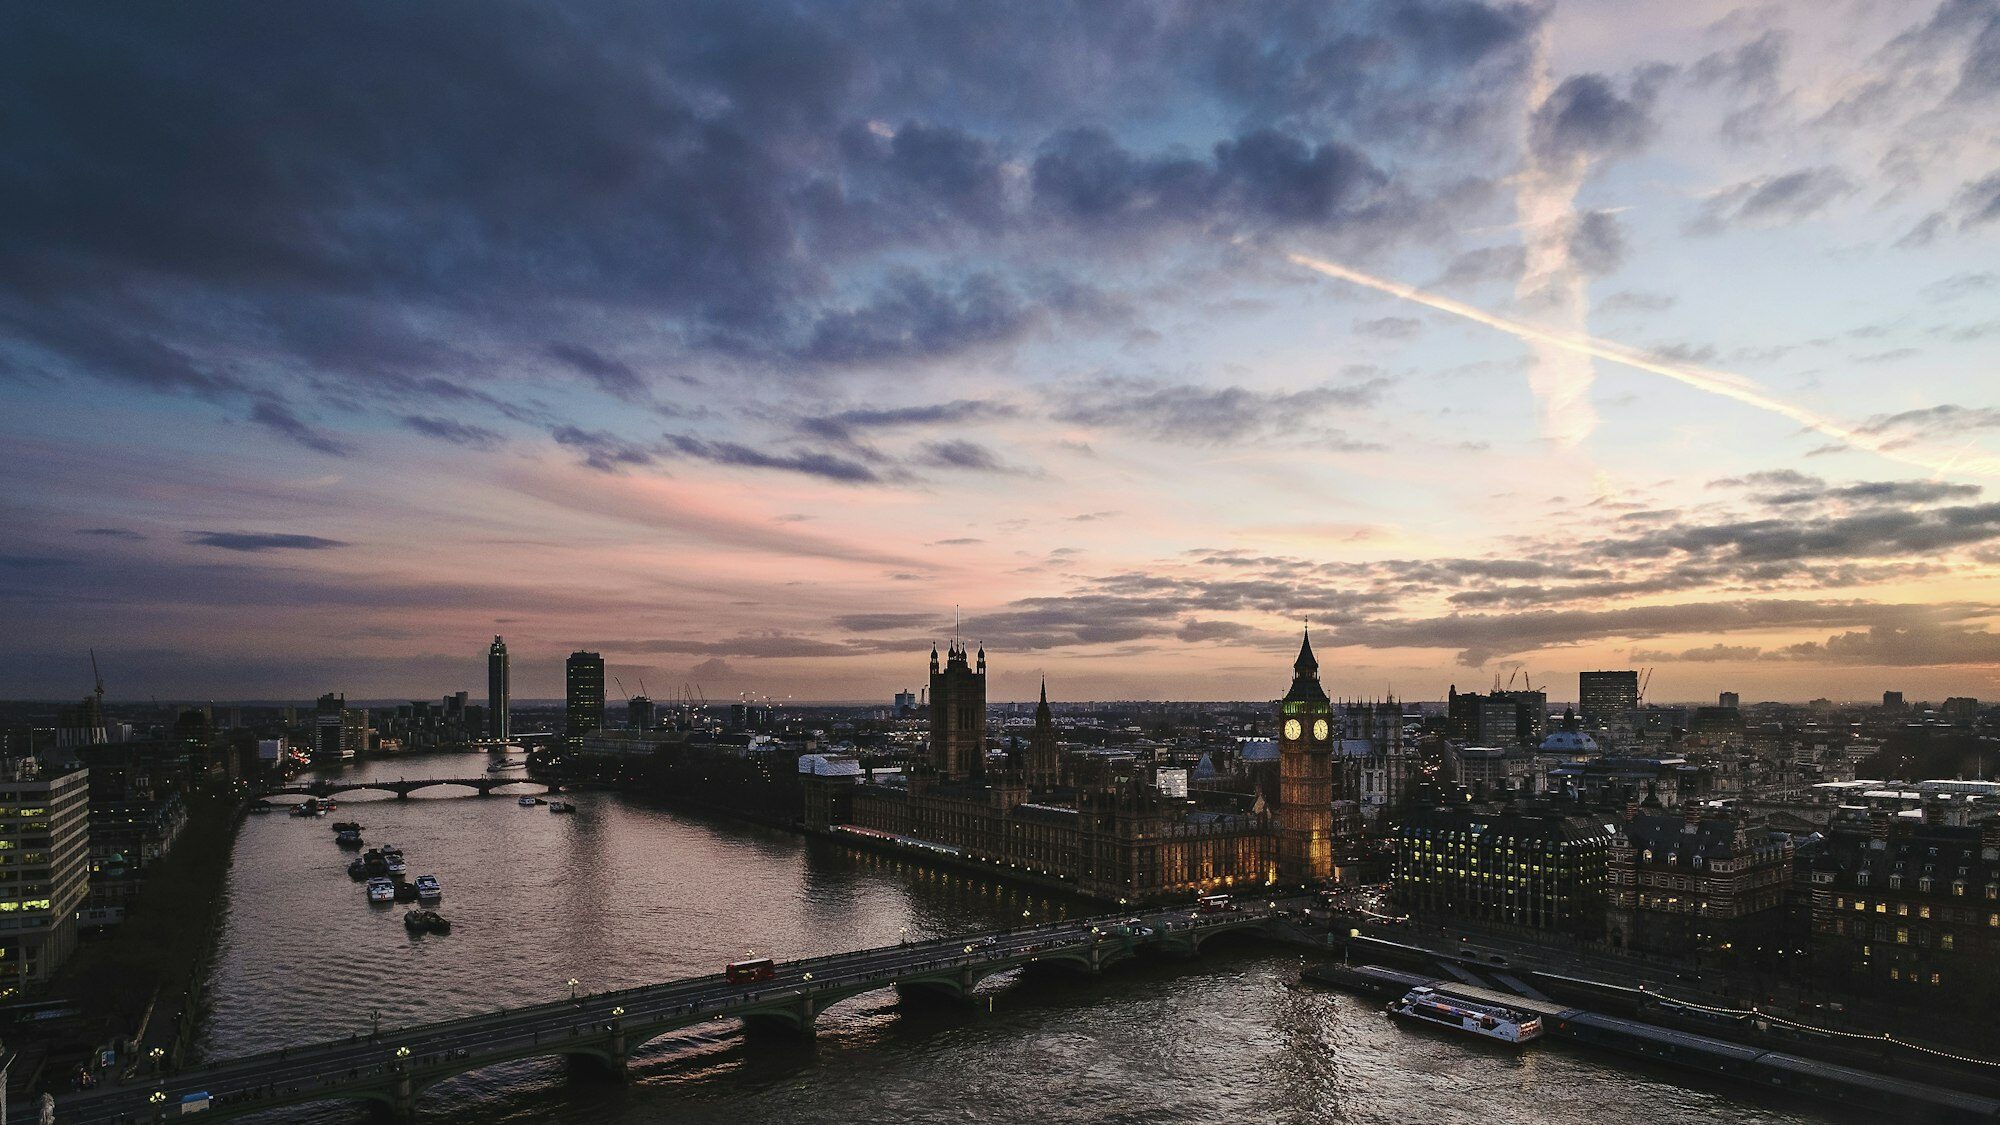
[365,877,396,904]
[548,800,575,813]
[335,829,363,848]
[1385,986,1542,1045]
[414,874,442,902]
[404,909,452,935]
[518,795,540,807]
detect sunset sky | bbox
[5,1,2000,705]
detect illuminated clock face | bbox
[1313,719,1330,741]
[1283,719,1302,740]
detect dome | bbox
[1540,729,1599,754]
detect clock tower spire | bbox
[1277,623,1334,885]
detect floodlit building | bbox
[0,758,90,992]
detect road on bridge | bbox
[41,902,1281,1124]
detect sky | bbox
[4,0,2000,706]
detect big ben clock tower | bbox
[1277,625,1335,885]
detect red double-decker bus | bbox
[725,958,776,983]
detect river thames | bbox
[194,754,1852,1124]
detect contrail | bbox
[1284,250,2000,478]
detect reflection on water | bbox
[201,754,1847,1124]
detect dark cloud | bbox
[76,527,147,541]
[248,400,350,456]
[912,439,1023,474]
[1690,166,1855,233]
[1054,375,1390,445]
[545,343,649,401]
[1630,643,1766,663]
[1754,479,1982,507]
[1855,404,2000,445]
[403,415,503,449]
[550,426,658,474]
[798,399,1017,443]
[1566,209,1627,275]
[188,531,349,552]
[1530,73,1656,163]
[793,271,1035,367]
[660,434,881,484]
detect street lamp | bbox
[150,1091,166,1105]
[610,1006,625,1018]
[568,978,580,1002]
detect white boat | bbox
[384,854,407,875]
[518,795,539,807]
[1386,987,1542,1045]
[414,874,442,902]
[365,877,396,904]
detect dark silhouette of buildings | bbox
[565,651,605,744]
[487,635,510,741]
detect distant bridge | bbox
[257,776,565,801]
[41,908,1271,1123]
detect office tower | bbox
[928,640,986,781]
[1719,691,1740,709]
[565,651,606,743]
[488,636,510,741]
[1277,627,1334,885]
[626,694,655,731]
[1578,670,1640,725]
[0,759,90,986]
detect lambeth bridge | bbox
[42,907,1272,1123]
[257,777,566,802]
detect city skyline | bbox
[6,2,2000,704]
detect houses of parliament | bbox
[804,630,1340,901]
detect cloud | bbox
[1529,73,1656,163]
[660,434,881,483]
[798,399,1017,443]
[1690,166,1855,233]
[403,415,503,449]
[545,342,649,401]
[1630,643,1766,662]
[188,531,349,552]
[1355,316,1422,339]
[793,271,1036,367]
[249,400,350,456]
[76,527,147,541]
[1053,374,1390,445]
[912,439,1025,474]
[551,426,658,473]
[1856,404,2000,447]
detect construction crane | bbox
[1639,667,1655,705]
[613,675,629,698]
[89,648,105,707]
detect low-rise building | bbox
[1393,801,1616,936]
[1607,806,1794,958]
[1807,812,2000,998]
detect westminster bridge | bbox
[256,776,566,801]
[39,906,1275,1123]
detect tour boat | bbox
[335,829,363,848]
[548,800,575,813]
[414,874,442,902]
[518,795,539,807]
[384,852,407,876]
[1386,987,1542,1045]
[365,877,396,904]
